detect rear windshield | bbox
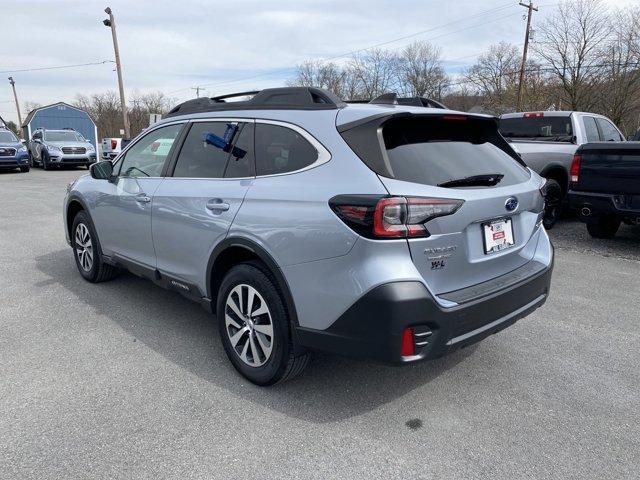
[343,115,529,188]
[499,116,573,142]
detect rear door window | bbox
[254,123,318,176]
[582,116,601,142]
[380,116,530,188]
[595,118,623,142]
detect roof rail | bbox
[348,93,447,109]
[166,87,347,117]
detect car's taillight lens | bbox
[330,195,463,239]
[570,154,581,183]
[111,139,117,150]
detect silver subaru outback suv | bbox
[63,87,554,385]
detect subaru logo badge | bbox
[505,197,519,212]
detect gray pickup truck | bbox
[499,111,625,228]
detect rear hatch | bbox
[340,112,545,296]
[573,142,640,195]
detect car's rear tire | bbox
[586,215,621,239]
[217,262,309,385]
[542,178,563,230]
[71,211,119,282]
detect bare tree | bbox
[22,101,42,117]
[397,42,448,99]
[532,0,610,110]
[348,48,400,99]
[597,5,640,134]
[288,60,350,98]
[464,42,521,113]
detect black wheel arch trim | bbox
[206,237,300,329]
[65,194,93,240]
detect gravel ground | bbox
[1,168,638,480]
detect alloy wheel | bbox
[224,284,274,367]
[74,223,94,272]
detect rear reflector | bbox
[401,328,415,357]
[570,154,581,183]
[524,112,544,118]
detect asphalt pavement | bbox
[1,168,638,479]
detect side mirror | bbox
[90,160,114,180]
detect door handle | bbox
[206,199,230,212]
[135,194,151,204]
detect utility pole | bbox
[7,77,22,135]
[191,86,205,98]
[516,1,538,112]
[103,7,130,138]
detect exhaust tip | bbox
[581,207,592,217]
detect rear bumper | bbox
[569,191,640,218]
[295,251,553,364]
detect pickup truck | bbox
[101,137,123,160]
[499,111,625,229]
[568,142,640,238]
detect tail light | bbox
[524,112,544,118]
[570,154,581,183]
[110,139,117,150]
[330,195,463,239]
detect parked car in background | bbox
[499,111,625,229]
[568,142,640,238]
[29,128,97,170]
[101,137,123,160]
[64,87,553,385]
[632,128,640,142]
[0,127,30,172]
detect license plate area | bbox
[482,218,515,254]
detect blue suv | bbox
[0,127,30,172]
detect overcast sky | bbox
[0,0,635,124]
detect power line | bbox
[0,60,115,74]
[168,3,521,95]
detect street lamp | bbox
[103,6,131,138]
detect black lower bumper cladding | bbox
[296,257,553,364]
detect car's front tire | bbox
[71,211,119,282]
[19,165,29,173]
[217,262,309,385]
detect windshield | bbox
[499,116,573,142]
[0,130,18,143]
[44,131,83,142]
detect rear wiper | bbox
[438,174,504,188]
